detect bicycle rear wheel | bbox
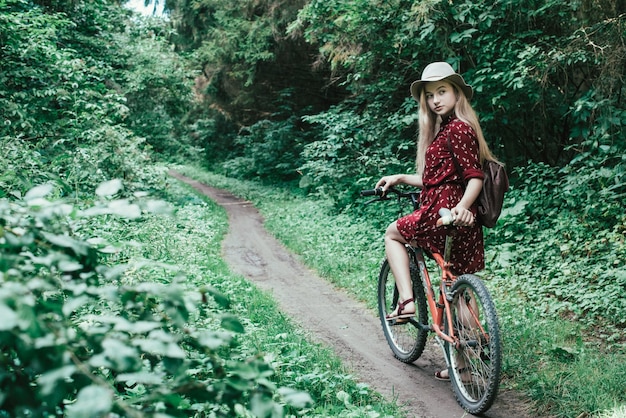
[445,274,501,414]
[377,251,428,363]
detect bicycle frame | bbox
[411,237,459,346]
[411,237,489,352]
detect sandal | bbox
[434,369,450,381]
[385,298,415,321]
[435,367,472,382]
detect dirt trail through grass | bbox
[171,171,532,418]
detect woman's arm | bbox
[452,177,483,226]
[376,173,423,193]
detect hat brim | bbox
[410,75,473,101]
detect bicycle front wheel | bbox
[377,253,428,363]
[446,274,501,414]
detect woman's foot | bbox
[434,369,449,381]
[386,298,415,320]
[434,368,472,382]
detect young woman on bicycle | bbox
[375,62,499,379]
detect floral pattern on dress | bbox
[396,115,485,274]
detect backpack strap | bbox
[446,135,467,189]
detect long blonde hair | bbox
[415,82,500,175]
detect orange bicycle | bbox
[361,186,501,414]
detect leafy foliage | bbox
[3,0,626,415]
[120,18,197,160]
[289,0,625,200]
[0,0,156,196]
[0,181,314,416]
[167,0,624,207]
[0,1,316,415]
[167,0,340,125]
[299,101,418,208]
[488,161,626,334]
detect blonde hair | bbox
[415,81,500,175]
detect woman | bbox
[375,62,499,379]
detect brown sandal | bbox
[434,369,450,381]
[385,298,415,321]
[435,367,472,382]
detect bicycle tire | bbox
[445,274,501,414]
[377,250,428,363]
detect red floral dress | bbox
[396,115,485,274]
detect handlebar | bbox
[359,186,417,200]
[359,186,421,212]
[360,187,455,226]
[360,187,385,197]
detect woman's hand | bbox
[451,206,475,227]
[375,174,403,194]
[375,174,423,195]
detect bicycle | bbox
[361,186,501,414]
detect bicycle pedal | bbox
[388,317,410,325]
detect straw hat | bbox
[410,62,473,101]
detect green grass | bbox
[488,290,626,418]
[114,170,404,417]
[174,164,626,418]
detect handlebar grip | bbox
[360,188,384,197]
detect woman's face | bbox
[424,80,458,118]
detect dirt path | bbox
[170,171,532,418]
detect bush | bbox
[0,181,311,416]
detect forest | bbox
[1,0,625,416]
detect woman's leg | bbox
[435,294,476,381]
[384,221,415,317]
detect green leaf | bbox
[90,338,140,372]
[58,259,84,272]
[113,319,161,334]
[0,303,19,331]
[38,366,77,396]
[336,390,351,407]
[95,179,123,197]
[143,199,173,214]
[24,184,54,201]
[278,387,314,408]
[134,337,186,359]
[250,391,277,417]
[107,200,142,219]
[63,295,90,316]
[197,330,233,350]
[550,345,578,362]
[220,314,245,333]
[65,385,113,418]
[133,330,186,359]
[200,285,230,308]
[450,28,478,43]
[40,232,91,256]
[116,371,164,385]
[81,200,142,219]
